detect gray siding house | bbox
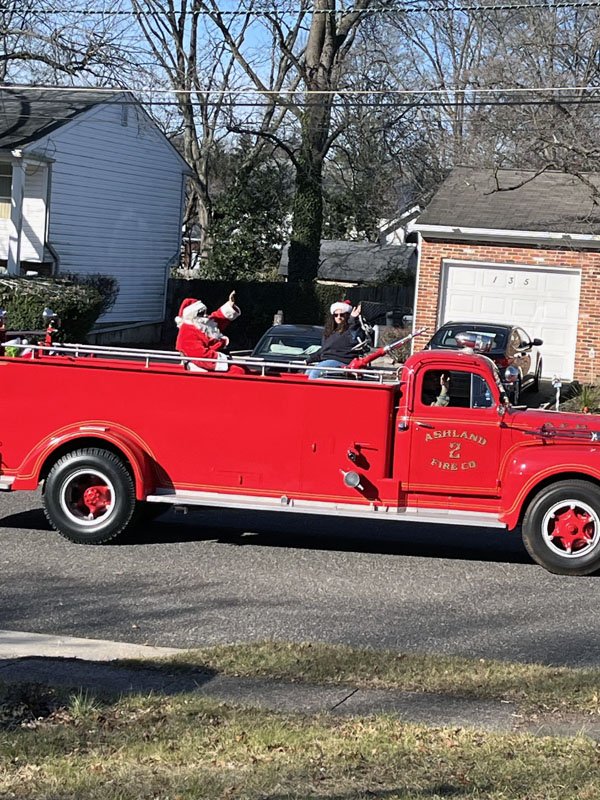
[0,87,189,329]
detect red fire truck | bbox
[1,334,600,576]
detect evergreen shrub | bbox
[0,274,118,342]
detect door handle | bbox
[415,421,434,429]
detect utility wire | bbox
[5,96,600,112]
[19,1,600,15]
[2,83,600,96]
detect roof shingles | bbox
[0,86,111,150]
[417,167,600,236]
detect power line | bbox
[3,83,600,96]
[18,1,600,15]
[5,95,600,111]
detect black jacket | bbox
[306,316,362,365]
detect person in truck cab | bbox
[422,370,451,407]
[175,291,245,374]
[305,301,363,380]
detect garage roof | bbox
[279,240,417,283]
[417,167,600,236]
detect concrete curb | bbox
[0,629,183,661]
[1,630,600,739]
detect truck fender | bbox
[11,424,157,499]
[499,446,600,529]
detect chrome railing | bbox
[2,340,404,384]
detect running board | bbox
[145,489,506,529]
[0,476,15,492]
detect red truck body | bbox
[2,343,600,575]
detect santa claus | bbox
[175,290,244,373]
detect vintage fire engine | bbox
[1,320,600,577]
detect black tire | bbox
[43,448,136,544]
[522,480,600,575]
[532,360,542,393]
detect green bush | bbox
[0,274,118,342]
[559,381,600,414]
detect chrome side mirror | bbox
[504,365,519,384]
[42,307,60,327]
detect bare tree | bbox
[0,0,133,83]
[202,0,373,280]
[131,0,298,262]
[386,4,600,189]
[475,6,600,174]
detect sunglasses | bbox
[333,312,349,318]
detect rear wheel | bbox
[43,448,136,544]
[522,480,600,575]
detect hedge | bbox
[0,274,118,342]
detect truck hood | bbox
[507,407,600,440]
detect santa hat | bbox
[330,300,353,315]
[175,298,207,327]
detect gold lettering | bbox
[431,458,458,471]
[425,433,433,442]
[449,442,461,459]
[461,460,477,470]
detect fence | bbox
[163,279,414,350]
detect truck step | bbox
[145,490,505,528]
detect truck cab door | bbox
[405,366,503,497]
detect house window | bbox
[0,164,11,219]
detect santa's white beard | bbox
[193,315,224,339]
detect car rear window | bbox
[431,326,508,352]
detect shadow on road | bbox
[127,506,534,566]
[0,502,533,566]
[0,507,52,531]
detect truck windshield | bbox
[421,368,497,409]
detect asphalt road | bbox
[1,488,599,668]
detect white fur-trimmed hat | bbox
[330,300,353,315]
[175,297,207,327]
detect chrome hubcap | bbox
[60,469,116,527]
[541,500,600,558]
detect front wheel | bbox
[532,360,542,393]
[43,448,136,544]
[522,480,600,575]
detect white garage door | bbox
[440,260,581,380]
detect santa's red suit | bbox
[175,298,244,374]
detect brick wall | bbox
[416,238,600,382]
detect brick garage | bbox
[413,168,600,382]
